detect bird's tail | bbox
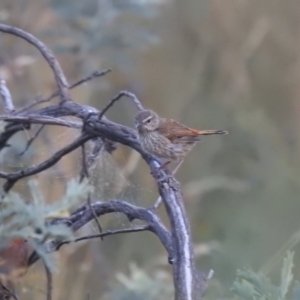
[197,129,228,135]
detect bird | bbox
[135,109,228,168]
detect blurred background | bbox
[1,0,300,299]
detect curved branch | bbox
[28,200,172,266]
[0,23,71,103]
[70,201,172,254]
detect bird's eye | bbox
[146,119,151,123]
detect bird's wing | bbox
[156,119,200,142]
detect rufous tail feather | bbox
[197,130,228,135]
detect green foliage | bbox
[232,252,298,300]
[0,177,93,271]
[103,263,173,300]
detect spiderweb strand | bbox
[80,143,103,239]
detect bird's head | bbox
[135,109,160,132]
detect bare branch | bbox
[120,90,145,111]
[56,225,150,250]
[28,200,172,266]
[0,123,29,151]
[0,115,82,128]
[19,125,45,156]
[97,92,125,120]
[0,78,14,114]
[85,138,104,166]
[98,90,144,121]
[0,133,92,192]
[0,23,71,103]
[43,261,52,300]
[68,201,172,253]
[17,69,112,113]
[68,69,111,90]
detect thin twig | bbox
[0,133,92,192]
[87,198,103,239]
[86,138,104,166]
[17,69,112,114]
[19,125,45,156]
[56,225,149,250]
[121,90,144,111]
[44,262,52,300]
[0,23,71,104]
[98,90,144,120]
[80,143,89,180]
[97,93,123,120]
[0,78,14,114]
[70,69,111,90]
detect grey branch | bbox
[0,78,14,114]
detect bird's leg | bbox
[173,159,183,173]
[150,159,172,181]
[158,160,171,170]
[152,159,184,208]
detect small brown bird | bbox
[135,109,227,167]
